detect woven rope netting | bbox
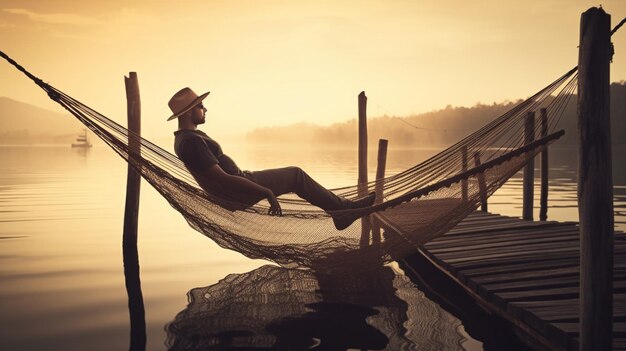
[165,261,465,350]
[1,51,577,267]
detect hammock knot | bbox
[35,80,60,101]
[46,88,61,102]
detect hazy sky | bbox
[1,0,626,141]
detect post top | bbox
[583,6,608,17]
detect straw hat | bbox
[167,87,210,121]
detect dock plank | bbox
[399,210,625,351]
[426,229,579,253]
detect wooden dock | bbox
[391,211,625,351]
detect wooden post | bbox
[375,139,388,204]
[358,92,370,246]
[474,152,488,212]
[578,8,613,351]
[522,111,535,220]
[461,145,468,202]
[539,108,549,221]
[371,139,388,245]
[358,91,368,195]
[122,72,146,351]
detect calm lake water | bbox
[0,143,624,351]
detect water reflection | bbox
[165,254,466,350]
[2,144,626,350]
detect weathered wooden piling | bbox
[522,111,535,220]
[375,139,388,204]
[122,72,146,351]
[358,91,368,194]
[358,92,370,245]
[371,139,389,245]
[578,7,613,351]
[539,108,549,221]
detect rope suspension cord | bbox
[611,17,626,35]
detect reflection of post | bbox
[371,139,388,245]
[578,8,613,351]
[522,111,535,220]
[122,72,146,351]
[539,108,549,221]
[358,92,370,246]
[474,152,487,212]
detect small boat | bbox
[71,128,92,148]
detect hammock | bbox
[0,51,577,267]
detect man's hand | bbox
[201,164,282,215]
[266,190,282,216]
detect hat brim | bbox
[166,91,210,121]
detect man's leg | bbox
[250,167,349,211]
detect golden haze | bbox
[1,0,626,142]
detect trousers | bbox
[245,166,348,211]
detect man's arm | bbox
[200,164,282,215]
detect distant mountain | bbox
[0,97,83,144]
[247,82,626,147]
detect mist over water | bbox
[0,143,624,350]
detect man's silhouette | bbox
[168,87,374,230]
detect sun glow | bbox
[1,0,626,143]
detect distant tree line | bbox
[246,82,626,147]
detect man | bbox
[168,87,375,230]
